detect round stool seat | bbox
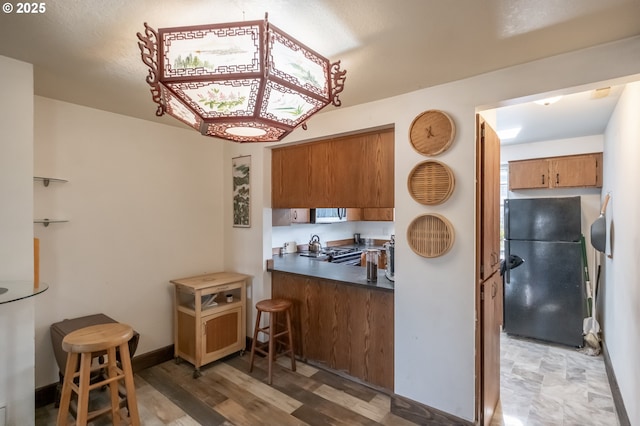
[256,298,292,313]
[62,323,134,353]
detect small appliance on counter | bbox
[383,235,395,281]
[283,241,297,253]
[309,234,322,252]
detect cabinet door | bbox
[202,306,243,363]
[551,153,602,188]
[361,130,394,208]
[291,208,310,223]
[329,134,368,207]
[508,159,548,190]
[362,208,394,221]
[272,145,311,207]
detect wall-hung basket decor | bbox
[407,213,455,258]
[409,110,456,156]
[407,160,455,205]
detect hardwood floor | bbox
[36,353,418,426]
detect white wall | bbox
[502,135,604,264]
[223,37,640,421]
[33,96,226,388]
[0,56,35,426]
[602,81,640,425]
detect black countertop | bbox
[269,253,394,292]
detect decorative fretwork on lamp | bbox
[137,14,346,143]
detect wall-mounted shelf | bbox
[34,176,68,187]
[34,219,69,227]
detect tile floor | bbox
[490,333,619,426]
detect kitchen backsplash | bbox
[271,220,395,249]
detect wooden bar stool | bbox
[56,323,140,426]
[249,298,296,385]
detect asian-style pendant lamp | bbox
[137,13,346,143]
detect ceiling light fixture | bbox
[533,96,562,106]
[137,14,346,143]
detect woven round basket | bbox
[409,110,456,156]
[407,160,455,205]
[407,213,455,258]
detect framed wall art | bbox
[232,155,251,228]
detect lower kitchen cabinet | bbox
[170,272,248,377]
[271,271,394,390]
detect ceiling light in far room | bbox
[534,96,562,106]
[591,87,611,99]
[497,127,522,140]
[136,13,347,143]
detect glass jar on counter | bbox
[366,249,379,282]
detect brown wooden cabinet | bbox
[271,271,394,391]
[272,208,310,226]
[271,128,394,209]
[346,207,394,221]
[509,153,602,190]
[170,272,248,378]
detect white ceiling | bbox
[0,0,639,141]
[490,85,625,145]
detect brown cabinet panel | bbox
[508,159,548,190]
[509,153,602,190]
[271,128,394,209]
[362,130,395,207]
[271,271,394,390]
[551,154,601,188]
[272,144,311,207]
[362,208,394,221]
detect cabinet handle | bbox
[541,175,545,185]
[556,173,559,185]
[293,210,297,220]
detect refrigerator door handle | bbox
[505,239,511,284]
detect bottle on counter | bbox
[366,249,379,282]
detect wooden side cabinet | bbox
[170,272,249,378]
[509,153,602,190]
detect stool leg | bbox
[56,352,78,426]
[248,310,262,373]
[106,347,121,425]
[285,309,296,372]
[76,352,93,425]
[118,342,140,426]
[267,311,275,385]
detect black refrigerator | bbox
[503,196,585,347]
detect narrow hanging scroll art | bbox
[232,155,251,228]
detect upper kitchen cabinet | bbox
[272,144,311,207]
[272,128,394,208]
[508,153,602,190]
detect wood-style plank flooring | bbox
[36,334,619,425]
[36,353,418,426]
